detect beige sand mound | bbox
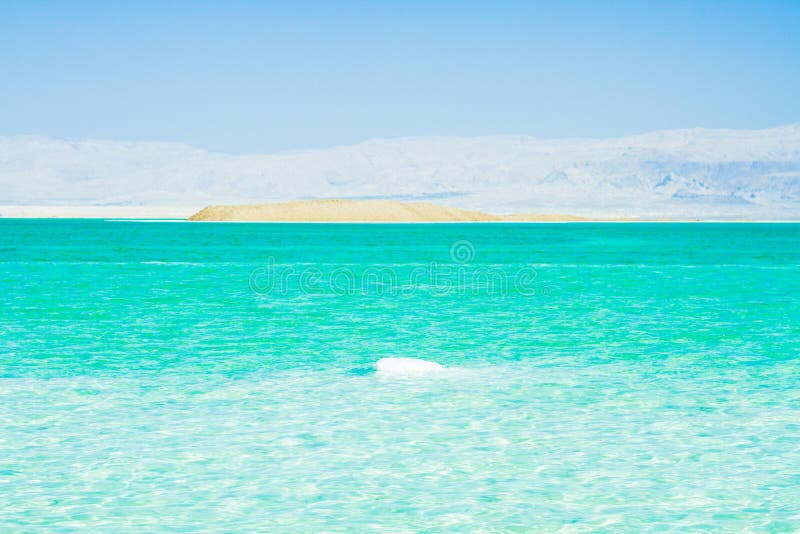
[187,199,595,222]
[188,200,500,222]
[501,212,590,222]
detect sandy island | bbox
[187,200,598,222]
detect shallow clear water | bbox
[1,220,799,531]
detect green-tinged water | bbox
[1,220,799,531]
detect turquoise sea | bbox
[1,220,800,531]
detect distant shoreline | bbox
[187,200,625,223]
[1,202,798,222]
[0,205,199,219]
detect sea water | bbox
[1,220,799,531]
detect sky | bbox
[1,0,799,153]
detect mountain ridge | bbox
[2,126,799,219]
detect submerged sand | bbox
[188,200,591,222]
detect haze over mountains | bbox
[2,126,799,219]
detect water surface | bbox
[1,221,799,531]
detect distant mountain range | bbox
[2,126,799,218]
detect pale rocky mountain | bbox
[1,125,799,218]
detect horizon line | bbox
[2,122,799,156]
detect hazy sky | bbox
[1,1,798,153]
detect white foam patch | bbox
[375,357,444,377]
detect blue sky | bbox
[1,1,798,153]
